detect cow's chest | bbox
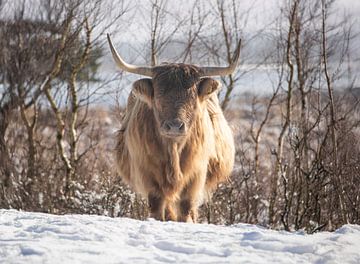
[134,127,208,176]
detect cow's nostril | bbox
[178,122,185,132]
[163,122,171,131]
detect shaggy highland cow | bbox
[108,34,239,222]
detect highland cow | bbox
[108,34,239,222]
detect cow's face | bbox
[132,64,220,140]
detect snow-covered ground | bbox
[0,210,359,264]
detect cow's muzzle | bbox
[160,118,186,137]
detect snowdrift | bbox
[0,210,359,263]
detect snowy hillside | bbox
[0,210,359,264]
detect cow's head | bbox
[107,34,241,140]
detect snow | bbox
[0,210,359,264]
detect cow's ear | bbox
[132,78,154,107]
[198,78,221,100]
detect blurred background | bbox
[0,0,359,232]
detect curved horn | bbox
[107,34,153,77]
[200,39,242,77]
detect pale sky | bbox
[119,0,360,41]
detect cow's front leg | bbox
[164,201,177,221]
[179,199,196,223]
[148,193,165,221]
[178,175,206,223]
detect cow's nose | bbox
[162,119,186,134]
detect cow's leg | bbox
[148,193,165,221]
[179,199,194,223]
[178,176,205,223]
[164,201,177,221]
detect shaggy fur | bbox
[116,63,234,222]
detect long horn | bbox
[107,34,153,77]
[200,39,242,77]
